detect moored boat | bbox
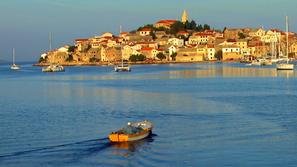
[42,64,65,72]
[11,64,21,70]
[114,63,131,72]
[10,48,21,70]
[276,16,294,71]
[109,120,153,142]
[276,63,294,70]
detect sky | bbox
[0,0,296,62]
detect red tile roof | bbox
[177,31,189,34]
[156,20,177,24]
[227,39,237,42]
[141,47,154,51]
[139,27,152,32]
[207,44,215,48]
[75,38,89,42]
[270,29,282,33]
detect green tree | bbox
[150,31,157,40]
[89,57,99,63]
[184,20,190,29]
[156,52,166,61]
[189,20,197,30]
[39,56,47,63]
[129,54,146,62]
[170,52,177,61]
[196,24,203,32]
[238,32,246,39]
[215,50,223,60]
[223,27,227,32]
[65,55,73,62]
[203,24,211,30]
[68,46,76,52]
[170,21,185,35]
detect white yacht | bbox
[42,32,65,73]
[42,64,65,72]
[10,48,21,70]
[114,27,131,72]
[276,16,294,70]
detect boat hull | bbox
[109,129,151,142]
[276,63,294,70]
[42,65,65,72]
[114,66,131,72]
[109,120,153,143]
[11,66,21,70]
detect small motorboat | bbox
[42,64,65,72]
[109,120,153,142]
[11,64,21,70]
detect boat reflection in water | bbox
[111,136,155,157]
[163,65,296,78]
[277,70,295,78]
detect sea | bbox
[0,62,297,167]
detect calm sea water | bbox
[0,63,297,167]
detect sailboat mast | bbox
[12,48,15,64]
[49,32,52,51]
[278,34,281,58]
[120,25,123,66]
[286,16,289,61]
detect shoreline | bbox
[32,60,239,67]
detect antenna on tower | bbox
[49,32,52,51]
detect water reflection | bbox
[277,70,295,78]
[164,66,296,78]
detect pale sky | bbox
[0,0,296,61]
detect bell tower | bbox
[182,10,188,23]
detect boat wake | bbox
[0,134,157,166]
[0,137,110,160]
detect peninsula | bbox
[35,10,297,66]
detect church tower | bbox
[182,10,188,23]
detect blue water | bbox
[0,63,297,166]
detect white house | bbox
[58,45,69,53]
[189,33,212,45]
[168,38,184,47]
[261,29,282,43]
[207,45,216,60]
[169,45,178,56]
[248,28,266,37]
[101,32,113,38]
[222,45,242,60]
[138,27,152,36]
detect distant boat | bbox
[114,26,131,72]
[249,58,271,66]
[114,47,131,72]
[42,64,65,72]
[42,32,65,73]
[109,120,153,142]
[10,48,21,70]
[114,62,131,72]
[276,16,294,70]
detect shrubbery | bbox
[129,54,146,62]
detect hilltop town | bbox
[37,10,297,66]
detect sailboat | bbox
[10,48,21,70]
[276,16,294,70]
[42,32,65,72]
[114,50,131,72]
[271,32,284,63]
[114,26,131,72]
